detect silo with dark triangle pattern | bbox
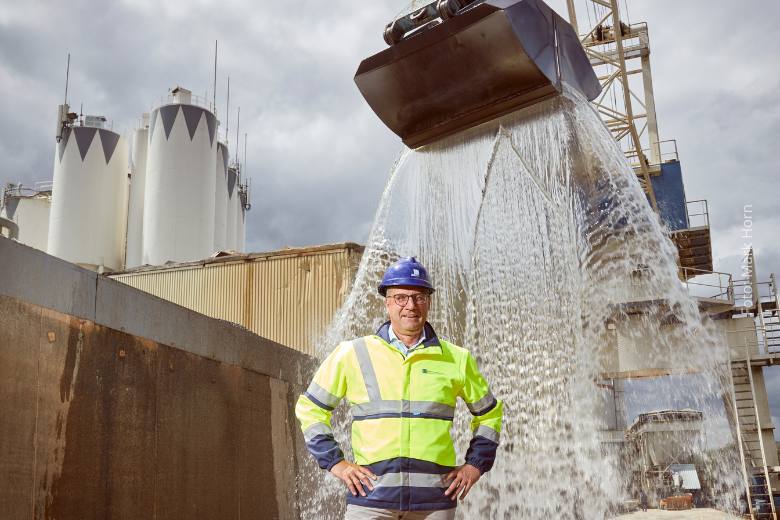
[237,187,247,252]
[47,118,129,271]
[143,87,217,264]
[225,165,238,251]
[213,142,229,252]
[125,114,149,268]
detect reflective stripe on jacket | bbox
[294,321,503,511]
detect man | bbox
[295,257,503,519]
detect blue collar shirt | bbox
[387,325,427,357]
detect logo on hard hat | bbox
[412,269,420,277]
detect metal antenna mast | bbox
[242,132,250,211]
[64,53,71,105]
[225,76,230,145]
[234,107,240,170]
[213,40,218,115]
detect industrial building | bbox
[564,0,778,515]
[110,243,364,356]
[106,3,779,511]
[1,85,251,273]
[0,1,777,519]
[626,410,706,504]
[0,183,51,250]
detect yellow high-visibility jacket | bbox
[295,321,502,511]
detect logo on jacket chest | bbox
[412,364,456,395]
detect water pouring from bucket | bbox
[293,2,741,518]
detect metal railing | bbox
[679,267,733,302]
[626,139,680,166]
[3,183,53,199]
[763,319,780,355]
[156,92,215,114]
[239,176,252,211]
[732,279,776,311]
[684,199,709,229]
[583,21,649,48]
[152,93,232,144]
[728,320,780,358]
[731,275,780,356]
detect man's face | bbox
[385,286,431,337]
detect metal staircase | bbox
[758,274,780,357]
[765,313,780,355]
[729,353,777,518]
[730,263,779,518]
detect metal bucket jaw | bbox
[354,0,601,149]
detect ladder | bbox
[729,343,777,519]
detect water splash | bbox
[298,90,742,518]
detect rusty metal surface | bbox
[354,0,600,148]
[0,298,40,517]
[47,315,158,519]
[0,294,308,519]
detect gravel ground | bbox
[614,508,737,519]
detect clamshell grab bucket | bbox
[354,0,601,149]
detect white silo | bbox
[125,113,149,268]
[225,165,238,251]
[0,184,52,251]
[236,186,247,252]
[48,118,129,271]
[143,87,217,265]
[213,142,229,252]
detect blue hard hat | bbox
[378,257,435,296]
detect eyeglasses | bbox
[386,293,430,307]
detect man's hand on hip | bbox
[444,464,481,501]
[330,460,378,497]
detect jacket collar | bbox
[375,321,441,349]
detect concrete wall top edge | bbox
[0,236,314,385]
[0,236,97,320]
[110,241,366,276]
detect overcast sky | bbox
[1,1,777,439]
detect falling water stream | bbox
[298,90,742,518]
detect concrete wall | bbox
[0,236,315,519]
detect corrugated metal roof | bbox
[111,242,364,275]
[109,243,363,355]
[669,464,701,490]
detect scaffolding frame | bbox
[566,0,659,210]
[564,3,778,516]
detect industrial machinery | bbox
[354,0,601,148]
